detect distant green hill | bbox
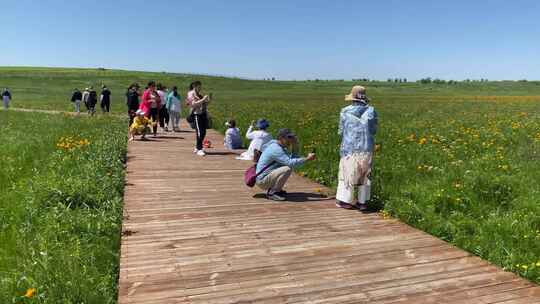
[1,66,540,113]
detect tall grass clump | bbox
[0,111,127,303]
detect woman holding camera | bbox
[186,81,211,156]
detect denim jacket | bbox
[256,140,305,181]
[338,102,378,157]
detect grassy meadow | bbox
[0,110,127,303]
[1,67,540,302]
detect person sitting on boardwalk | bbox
[129,110,152,141]
[336,85,378,211]
[224,119,242,150]
[256,128,316,201]
[2,88,12,109]
[237,119,272,161]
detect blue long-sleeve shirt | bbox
[256,140,306,181]
[166,92,182,112]
[338,101,378,157]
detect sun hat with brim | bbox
[136,109,145,116]
[256,119,270,130]
[345,85,367,102]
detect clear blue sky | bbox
[2,0,539,80]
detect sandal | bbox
[355,203,369,212]
[336,201,355,209]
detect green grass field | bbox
[1,67,539,302]
[0,110,127,303]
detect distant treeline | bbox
[300,78,539,84]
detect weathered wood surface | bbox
[118,123,540,303]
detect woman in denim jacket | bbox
[336,86,378,211]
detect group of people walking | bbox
[127,81,192,142]
[70,86,111,115]
[127,81,378,210]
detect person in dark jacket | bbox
[2,88,12,109]
[71,88,83,114]
[100,85,112,113]
[126,83,140,126]
[87,86,98,115]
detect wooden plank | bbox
[118,122,540,303]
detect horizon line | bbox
[0,65,539,82]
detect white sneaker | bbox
[196,150,206,156]
[193,148,198,153]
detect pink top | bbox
[140,89,161,116]
[185,90,196,106]
[187,90,208,114]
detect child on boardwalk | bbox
[224,120,242,150]
[129,110,152,141]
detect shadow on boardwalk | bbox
[252,192,332,203]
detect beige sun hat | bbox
[345,85,367,102]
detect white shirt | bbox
[245,125,272,158]
[157,90,166,108]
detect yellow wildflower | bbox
[24,288,36,298]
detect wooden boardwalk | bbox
[118,124,540,304]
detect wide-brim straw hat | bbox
[345,85,367,101]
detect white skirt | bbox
[338,152,372,188]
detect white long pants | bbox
[3,97,9,109]
[336,179,371,205]
[169,111,180,130]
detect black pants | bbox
[128,110,136,126]
[101,101,110,112]
[194,113,208,150]
[88,101,97,115]
[159,106,169,129]
[149,108,159,135]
